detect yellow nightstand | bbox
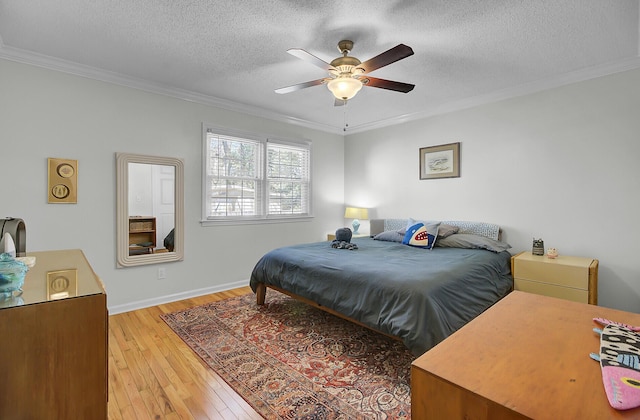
[511,252,598,304]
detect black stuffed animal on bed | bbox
[335,227,352,242]
[332,227,358,250]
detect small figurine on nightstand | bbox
[532,238,544,256]
[547,248,559,259]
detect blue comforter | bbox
[249,237,513,355]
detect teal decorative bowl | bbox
[0,253,28,300]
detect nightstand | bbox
[511,252,598,304]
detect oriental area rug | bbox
[160,291,413,419]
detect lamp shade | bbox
[344,207,368,220]
[327,76,363,100]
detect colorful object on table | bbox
[594,318,640,332]
[0,252,28,300]
[547,248,558,259]
[590,318,640,410]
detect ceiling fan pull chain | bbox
[343,100,349,132]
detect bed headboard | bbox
[370,218,502,241]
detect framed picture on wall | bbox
[419,142,460,180]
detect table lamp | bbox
[344,207,368,235]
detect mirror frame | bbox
[116,153,184,267]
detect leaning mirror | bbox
[116,153,184,267]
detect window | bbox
[202,125,311,223]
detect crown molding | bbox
[2,45,639,137]
[0,45,345,135]
[345,56,640,134]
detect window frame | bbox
[201,124,313,226]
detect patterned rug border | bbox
[160,291,412,419]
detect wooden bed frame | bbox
[254,282,401,341]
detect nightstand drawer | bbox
[515,278,589,303]
[514,255,590,289]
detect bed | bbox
[249,218,513,355]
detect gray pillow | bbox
[373,229,405,243]
[437,224,459,238]
[435,233,511,253]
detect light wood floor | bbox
[107,286,263,420]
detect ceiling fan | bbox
[275,40,415,105]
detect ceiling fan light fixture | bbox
[327,76,363,100]
[276,40,415,103]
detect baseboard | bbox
[108,279,250,315]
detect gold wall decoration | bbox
[48,158,78,203]
[46,269,78,300]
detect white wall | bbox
[0,59,345,312]
[345,68,640,312]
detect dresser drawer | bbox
[514,255,591,289]
[515,278,589,303]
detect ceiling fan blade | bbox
[275,78,327,94]
[358,44,414,74]
[362,76,415,93]
[287,48,335,72]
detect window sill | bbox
[200,215,314,227]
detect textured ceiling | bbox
[1,0,639,134]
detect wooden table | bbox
[411,291,640,419]
[0,250,108,419]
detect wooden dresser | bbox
[512,251,598,304]
[411,291,640,419]
[0,249,107,419]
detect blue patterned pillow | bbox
[402,222,440,249]
[441,220,500,241]
[383,219,407,231]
